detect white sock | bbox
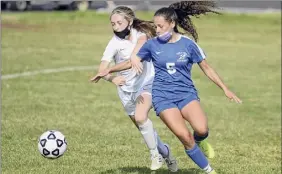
[203,164,213,173]
[138,119,159,156]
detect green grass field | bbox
[2,10,281,174]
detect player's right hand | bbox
[131,57,143,75]
[89,69,110,83]
[112,76,126,86]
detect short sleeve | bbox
[190,42,206,63]
[101,38,117,62]
[137,41,152,62]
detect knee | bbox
[176,131,195,149]
[134,111,149,125]
[135,114,148,125]
[194,127,209,137]
[135,117,147,125]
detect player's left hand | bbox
[89,69,110,83]
[224,89,242,103]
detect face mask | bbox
[114,25,130,39]
[157,31,172,42]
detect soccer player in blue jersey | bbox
[91,1,242,173]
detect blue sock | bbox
[185,144,209,169]
[154,131,169,157]
[194,131,209,142]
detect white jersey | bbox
[101,28,154,92]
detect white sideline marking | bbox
[1,66,97,80]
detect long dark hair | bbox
[132,18,156,39]
[111,6,156,38]
[154,1,220,42]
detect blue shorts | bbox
[153,93,200,116]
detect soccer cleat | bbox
[197,140,215,159]
[163,144,178,172]
[150,154,163,171]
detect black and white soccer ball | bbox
[38,130,67,159]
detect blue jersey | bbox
[137,35,206,102]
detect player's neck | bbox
[124,33,133,41]
[168,33,181,43]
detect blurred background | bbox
[1,1,281,13]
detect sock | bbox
[203,164,213,173]
[194,131,209,143]
[138,119,159,156]
[185,144,212,173]
[154,130,169,158]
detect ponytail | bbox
[132,18,156,39]
[155,1,220,42]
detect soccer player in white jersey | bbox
[90,6,178,172]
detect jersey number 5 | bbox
[166,63,176,74]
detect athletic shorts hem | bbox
[153,94,200,116]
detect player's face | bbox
[110,14,129,32]
[154,16,175,36]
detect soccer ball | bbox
[38,130,67,159]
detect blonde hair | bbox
[111,6,156,38]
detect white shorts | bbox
[117,83,152,116]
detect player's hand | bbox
[131,57,143,75]
[112,76,126,86]
[224,89,242,103]
[89,69,110,83]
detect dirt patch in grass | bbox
[1,22,44,31]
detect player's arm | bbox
[98,60,116,82]
[108,60,131,73]
[91,38,151,83]
[129,35,147,74]
[198,60,228,91]
[91,60,126,85]
[108,35,148,73]
[90,38,123,83]
[198,60,242,103]
[190,41,242,103]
